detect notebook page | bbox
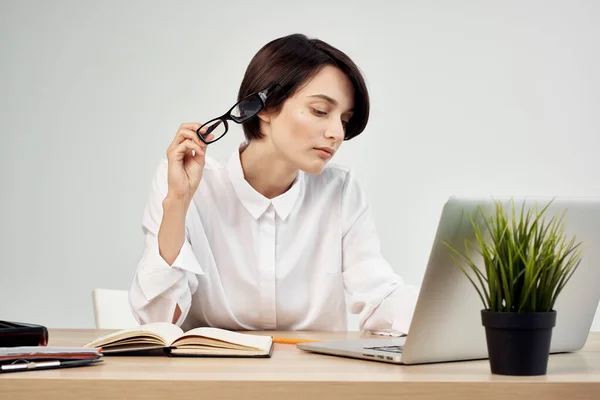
[183,327,272,352]
[84,322,183,348]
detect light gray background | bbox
[1,0,599,331]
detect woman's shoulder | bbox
[202,155,226,172]
[303,162,358,192]
[303,163,368,214]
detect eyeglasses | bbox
[196,84,282,144]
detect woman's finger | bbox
[175,129,203,147]
[168,123,202,150]
[179,122,202,132]
[198,132,215,144]
[169,139,203,161]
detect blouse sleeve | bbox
[341,169,420,334]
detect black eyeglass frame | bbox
[196,84,282,145]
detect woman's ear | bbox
[255,109,272,138]
[257,109,271,123]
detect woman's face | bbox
[259,66,355,174]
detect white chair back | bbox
[91,288,139,329]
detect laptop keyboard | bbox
[363,345,404,354]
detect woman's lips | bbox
[314,147,334,159]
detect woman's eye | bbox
[311,108,327,116]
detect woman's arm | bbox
[129,159,205,326]
[130,124,213,325]
[158,195,188,323]
[340,170,420,334]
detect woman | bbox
[129,33,419,333]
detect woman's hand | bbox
[165,123,212,205]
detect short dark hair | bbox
[237,33,370,142]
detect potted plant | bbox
[444,198,584,376]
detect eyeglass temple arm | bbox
[258,84,282,103]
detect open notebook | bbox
[83,322,273,357]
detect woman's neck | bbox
[239,140,298,199]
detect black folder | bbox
[0,320,49,347]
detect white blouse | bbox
[129,144,419,333]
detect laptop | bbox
[298,196,600,364]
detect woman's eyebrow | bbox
[308,94,354,112]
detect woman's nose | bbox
[325,120,345,141]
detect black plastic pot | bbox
[481,310,557,376]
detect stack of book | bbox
[1,320,102,373]
[0,346,103,373]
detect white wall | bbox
[1,0,599,331]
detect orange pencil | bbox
[272,337,322,345]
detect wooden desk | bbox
[1,329,599,399]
